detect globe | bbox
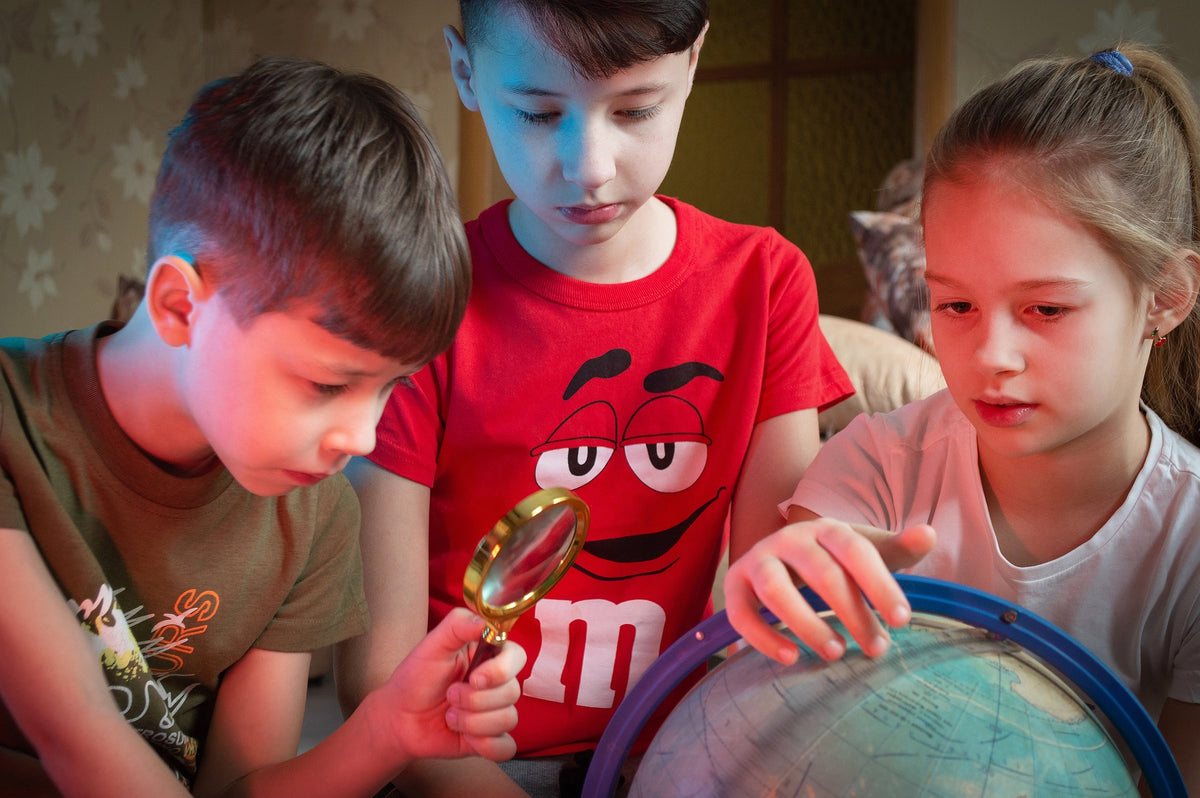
[583,576,1184,798]
[631,615,1135,796]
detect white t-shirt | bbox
[787,389,1200,719]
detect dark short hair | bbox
[459,0,709,79]
[148,57,470,366]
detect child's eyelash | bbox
[313,382,349,396]
[624,106,661,120]
[514,107,663,124]
[515,109,553,125]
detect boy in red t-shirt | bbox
[337,3,852,795]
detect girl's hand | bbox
[377,608,525,763]
[723,519,935,665]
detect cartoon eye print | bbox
[624,440,708,493]
[532,400,618,490]
[621,396,711,493]
[535,445,616,491]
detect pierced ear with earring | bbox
[1151,327,1167,348]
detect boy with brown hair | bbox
[338,2,852,795]
[0,57,524,797]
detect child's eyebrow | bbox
[304,360,394,380]
[925,272,1091,292]
[505,81,671,100]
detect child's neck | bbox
[97,313,218,475]
[979,413,1151,567]
[509,196,677,283]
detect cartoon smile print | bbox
[529,348,726,580]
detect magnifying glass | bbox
[462,487,589,678]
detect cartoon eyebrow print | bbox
[563,349,632,400]
[643,362,724,394]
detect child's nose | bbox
[974,315,1025,375]
[325,401,379,458]
[559,119,616,189]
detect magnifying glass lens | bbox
[463,488,589,679]
[481,506,577,608]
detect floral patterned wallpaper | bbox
[3,1,1199,340]
[0,0,460,339]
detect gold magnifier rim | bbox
[462,487,590,630]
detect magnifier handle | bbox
[463,638,503,681]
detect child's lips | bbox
[284,469,329,486]
[559,203,620,225]
[973,398,1036,427]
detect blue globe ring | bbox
[582,574,1185,797]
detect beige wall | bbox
[0,0,460,339]
[4,0,1200,339]
[953,1,1200,104]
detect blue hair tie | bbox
[1090,50,1133,76]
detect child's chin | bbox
[235,471,309,497]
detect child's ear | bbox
[444,25,479,112]
[1148,248,1200,337]
[145,255,208,348]
[686,22,709,92]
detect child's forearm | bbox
[38,711,192,798]
[387,756,529,798]
[207,701,411,798]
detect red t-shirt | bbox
[371,197,852,755]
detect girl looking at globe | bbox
[722,45,1200,789]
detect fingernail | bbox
[867,635,889,657]
[778,645,799,666]
[822,638,845,660]
[445,683,463,703]
[445,708,460,731]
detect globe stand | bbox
[583,575,1184,797]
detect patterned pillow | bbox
[817,313,944,439]
[850,209,934,355]
[875,156,923,220]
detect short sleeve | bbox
[256,478,368,652]
[758,231,854,422]
[1168,595,1200,703]
[369,362,444,487]
[784,412,896,528]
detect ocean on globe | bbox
[628,614,1139,797]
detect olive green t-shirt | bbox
[0,324,368,785]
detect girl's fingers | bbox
[725,519,926,663]
[725,568,807,665]
[773,526,891,658]
[812,523,913,631]
[727,545,852,664]
[879,524,937,570]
